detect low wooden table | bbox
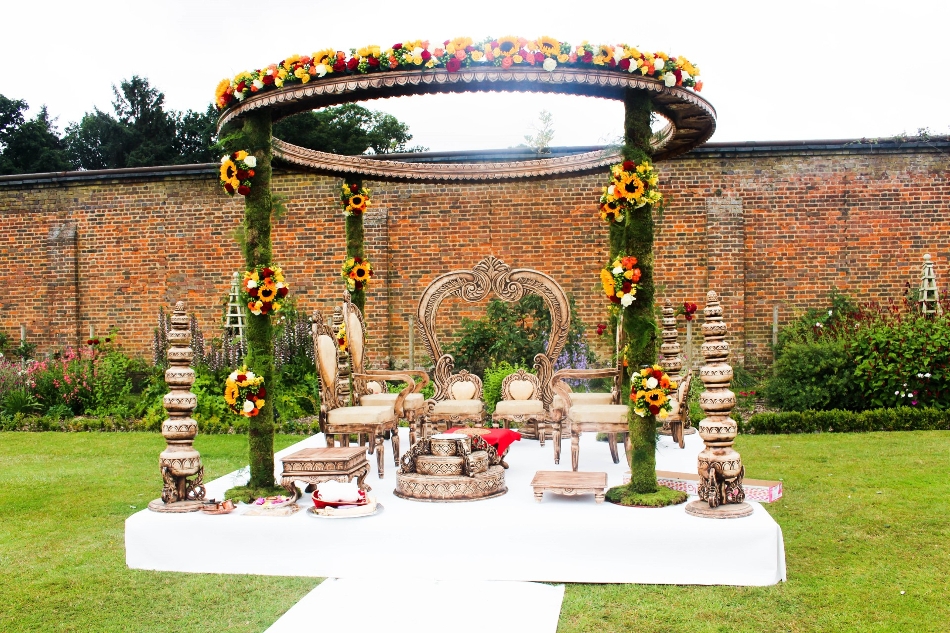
[280,447,371,498]
[530,470,608,504]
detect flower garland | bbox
[242,265,289,316]
[341,182,371,216]
[224,365,266,417]
[630,365,677,418]
[341,256,374,292]
[599,160,662,224]
[219,151,257,196]
[600,255,642,308]
[214,37,701,109]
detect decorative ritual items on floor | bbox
[279,446,371,499]
[394,433,507,502]
[148,301,206,513]
[444,426,521,469]
[685,291,753,519]
[531,471,608,503]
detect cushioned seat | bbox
[494,399,544,416]
[553,392,614,410]
[360,392,425,410]
[327,405,395,425]
[568,404,629,425]
[432,399,485,416]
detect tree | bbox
[524,110,555,154]
[273,104,427,155]
[172,104,218,164]
[0,96,72,175]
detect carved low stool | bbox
[531,471,607,504]
[279,447,371,499]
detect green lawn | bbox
[1,431,948,632]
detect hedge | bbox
[742,407,950,434]
[0,414,323,435]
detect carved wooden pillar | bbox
[148,301,206,512]
[685,290,752,518]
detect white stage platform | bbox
[126,430,786,585]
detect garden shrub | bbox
[743,407,950,434]
[482,361,532,415]
[764,338,857,412]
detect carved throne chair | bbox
[415,256,571,442]
[311,311,413,478]
[491,369,547,439]
[339,291,431,446]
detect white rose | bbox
[314,64,327,78]
[664,73,676,87]
[680,70,691,81]
[627,61,638,73]
[413,47,424,57]
[235,91,245,101]
[654,58,664,71]
[221,155,229,164]
[614,49,624,64]
[243,155,257,168]
[229,371,238,380]
[612,266,623,275]
[542,58,557,72]
[276,282,284,289]
[246,371,256,380]
[646,376,658,389]
[246,279,257,289]
[252,79,264,90]
[621,294,634,307]
[243,400,255,413]
[607,184,615,196]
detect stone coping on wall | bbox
[2,138,947,188]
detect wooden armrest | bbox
[354,372,415,418]
[359,369,430,393]
[551,368,622,410]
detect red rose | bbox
[621,281,632,293]
[333,59,346,72]
[261,267,273,277]
[622,160,635,171]
[354,281,364,291]
[350,183,359,192]
[354,257,363,263]
[619,58,630,70]
[518,48,528,59]
[105,337,111,343]
[262,75,274,85]
[347,57,359,71]
[249,287,258,297]
[582,51,593,64]
[393,43,403,50]
[236,374,247,383]
[465,45,474,53]
[649,404,660,415]
[236,82,246,92]
[673,70,682,84]
[278,286,289,297]
[236,169,249,180]
[608,58,616,68]
[446,57,461,73]
[232,151,240,159]
[86,339,94,345]
[443,40,450,46]
[247,169,255,177]
[685,314,694,321]
[257,387,266,399]
[260,303,270,314]
[421,50,431,61]
[653,369,664,380]
[238,185,250,196]
[609,295,620,304]
[368,56,380,67]
[224,183,234,193]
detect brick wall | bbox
[1,139,947,370]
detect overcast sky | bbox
[2,0,947,152]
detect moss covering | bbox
[223,484,290,504]
[343,177,367,314]
[238,111,277,490]
[605,483,687,508]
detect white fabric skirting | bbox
[126,429,786,585]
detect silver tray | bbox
[306,503,384,519]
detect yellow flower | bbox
[623,269,635,280]
[645,389,667,407]
[557,53,569,63]
[641,368,652,377]
[600,268,615,294]
[512,54,523,64]
[352,261,371,281]
[255,399,265,410]
[450,36,472,51]
[412,54,423,65]
[497,35,520,56]
[471,50,484,62]
[215,78,231,99]
[538,36,560,56]
[219,159,240,188]
[224,381,238,405]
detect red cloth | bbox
[445,427,521,456]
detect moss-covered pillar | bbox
[615,90,659,495]
[343,177,366,315]
[241,111,276,489]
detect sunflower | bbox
[615,174,645,200]
[224,381,239,405]
[215,78,231,99]
[346,194,368,214]
[538,36,560,56]
[258,285,276,302]
[600,268,615,296]
[449,36,473,51]
[645,389,668,407]
[219,159,240,189]
[496,35,520,56]
[352,261,372,282]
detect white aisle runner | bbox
[264,578,565,633]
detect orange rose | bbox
[621,256,638,269]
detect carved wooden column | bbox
[658,299,685,436]
[685,290,752,518]
[148,301,206,512]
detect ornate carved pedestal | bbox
[531,471,607,503]
[394,434,507,502]
[148,301,206,513]
[685,291,752,519]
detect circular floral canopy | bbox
[216,36,716,179]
